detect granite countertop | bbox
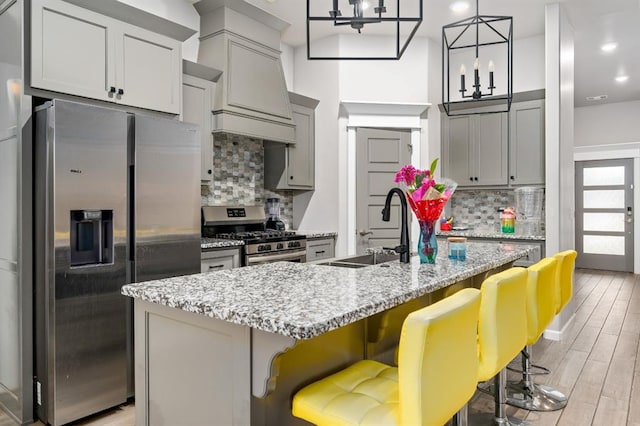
[437,229,545,241]
[297,231,338,239]
[123,241,534,340]
[201,238,245,250]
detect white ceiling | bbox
[218,0,640,107]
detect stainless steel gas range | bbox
[202,206,306,266]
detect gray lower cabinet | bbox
[443,112,508,187]
[264,92,319,190]
[182,72,216,182]
[201,248,241,272]
[509,100,545,185]
[306,238,335,262]
[30,0,181,114]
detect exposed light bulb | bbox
[473,58,479,70]
[488,60,495,72]
[362,1,370,11]
[460,64,466,75]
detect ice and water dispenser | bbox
[70,209,114,267]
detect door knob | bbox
[359,229,373,236]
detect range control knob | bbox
[289,241,300,248]
[277,243,284,249]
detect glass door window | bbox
[575,159,634,272]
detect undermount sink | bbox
[318,252,400,268]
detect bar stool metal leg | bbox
[506,346,568,411]
[454,404,468,426]
[494,369,528,425]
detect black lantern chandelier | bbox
[307,0,423,60]
[442,0,513,115]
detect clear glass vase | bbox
[417,219,438,264]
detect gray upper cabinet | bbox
[264,92,319,190]
[31,0,181,114]
[443,112,508,187]
[182,74,215,182]
[509,100,545,185]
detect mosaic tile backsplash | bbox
[201,133,293,229]
[450,189,545,232]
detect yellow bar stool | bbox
[553,250,578,315]
[292,287,481,426]
[506,257,568,411]
[474,267,529,426]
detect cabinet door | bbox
[475,112,508,185]
[443,115,474,185]
[31,0,115,102]
[287,103,314,188]
[182,75,214,182]
[116,24,181,114]
[509,100,545,185]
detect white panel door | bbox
[116,24,181,114]
[575,159,634,272]
[31,0,115,101]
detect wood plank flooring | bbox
[1,269,638,425]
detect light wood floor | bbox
[1,268,638,425]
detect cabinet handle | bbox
[474,177,478,181]
[109,86,116,94]
[117,88,124,95]
[290,176,294,180]
[315,250,325,255]
[469,177,473,182]
[208,264,224,270]
[207,169,212,175]
[510,176,515,180]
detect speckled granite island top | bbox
[122,241,534,340]
[438,229,545,241]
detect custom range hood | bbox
[195,0,295,143]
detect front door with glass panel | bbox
[575,159,634,272]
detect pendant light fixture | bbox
[442,0,513,115]
[307,0,422,60]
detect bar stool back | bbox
[554,250,578,314]
[292,288,481,426]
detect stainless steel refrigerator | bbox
[33,99,201,425]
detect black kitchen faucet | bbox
[381,188,410,263]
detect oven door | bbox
[245,249,307,266]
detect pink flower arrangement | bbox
[394,159,448,203]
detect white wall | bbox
[119,0,200,61]
[575,101,640,146]
[337,35,429,103]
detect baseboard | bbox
[543,312,575,341]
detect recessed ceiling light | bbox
[601,43,618,52]
[362,1,370,10]
[586,95,608,101]
[616,75,629,83]
[450,1,470,13]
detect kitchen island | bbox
[122,241,534,426]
